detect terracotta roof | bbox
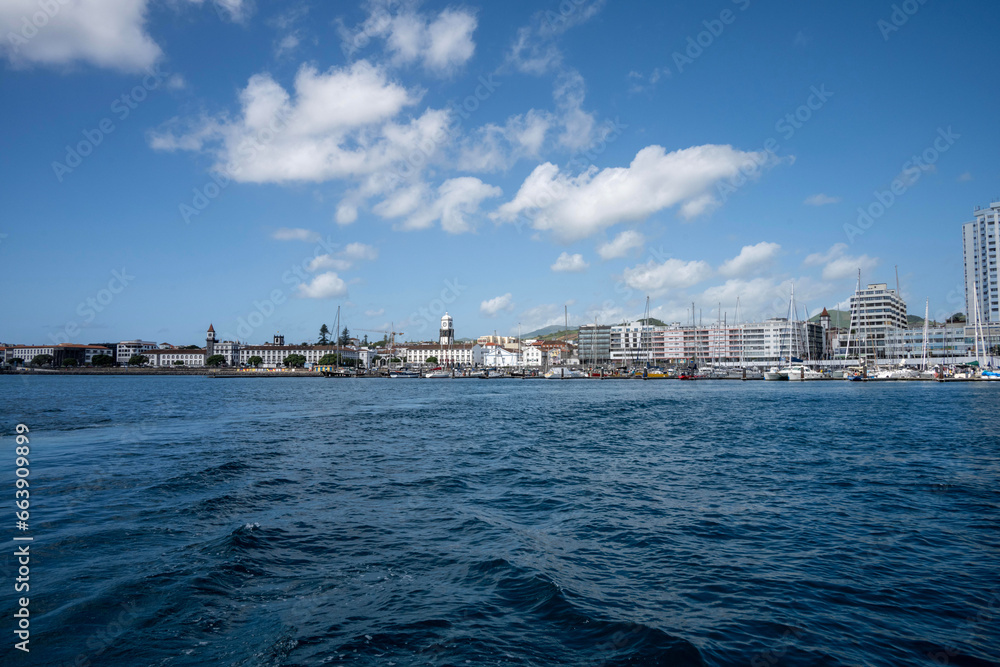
[208,324,215,333]
[820,307,830,317]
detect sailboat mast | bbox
[921,299,929,371]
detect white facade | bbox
[963,202,1000,323]
[144,349,206,367]
[609,319,824,366]
[481,344,520,367]
[439,312,455,346]
[118,340,158,362]
[239,345,359,369]
[403,343,482,366]
[7,344,114,365]
[848,283,908,358]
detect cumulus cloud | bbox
[551,252,589,273]
[804,193,841,206]
[597,230,645,260]
[622,258,713,296]
[148,60,438,184]
[0,0,161,71]
[493,144,773,241]
[342,242,378,261]
[272,227,319,242]
[481,293,514,316]
[342,2,476,76]
[375,177,502,233]
[308,255,353,272]
[803,243,879,281]
[296,272,348,299]
[718,242,781,277]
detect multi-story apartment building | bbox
[578,324,611,365]
[847,283,908,358]
[607,319,824,366]
[963,201,1000,323]
[7,344,114,366]
[117,340,158,363]
[144,348,208,367]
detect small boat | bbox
[764,366,788,381]
[544,368,587,379]
[389,370,420,378]
[784,365,824,381]
[425,370,451,378]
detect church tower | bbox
[206,324,216,357]
[439,312,454,346]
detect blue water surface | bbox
[1,376,998,666]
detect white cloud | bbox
[275,33,300,58]
[957,172,973,182]
[622,258,712,295]
[597,230,645,260]
[0,0,161,72]
[296,272,348,299]
[804,193,841,206]
[718,241,781,277]
[376,177,502,233]
[342,242,378,261]
[343,3,476,76]
[551,252,589,273]
[364,308,385,317]
[803,243,879,282]
[493,144,773,241]
[210,0,253,24]
[308,255,353,272]
[481,293,514,316]
[272,227,319,242]
[149,60,439,184]
[506,1,604,74]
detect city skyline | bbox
[2,0,999,346]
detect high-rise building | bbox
[577,324,611,365]
[847,283,907,358]
[962,201,1000,323]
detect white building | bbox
[847,282,908,358]
[238,344,359,369]
[403,343,482,367]
[481,343,520,367]
[7,344,114,365]
[144,349,207,367]
[118,340,158,363]
[963,201,1000,323]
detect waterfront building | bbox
[238,344,360,369]
[481,343,519,367]
[6,343,114,366]
[402,342,482,367]
[847,283,908,359]
[608,319,824,366]
[144,348,207,367]
[117,340,158,363]
[477,335,519,350]
[439,312,455,346]
[962,201,1000,323]
[577,324,612,365]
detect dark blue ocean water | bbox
[1,376,998,666]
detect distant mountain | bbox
[521,325,566,338]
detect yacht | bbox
[425,370,451,378]
[764,366,788,381]
[544,368,587,379]
[784,365,825,381]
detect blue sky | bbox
[1,0,998,346]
